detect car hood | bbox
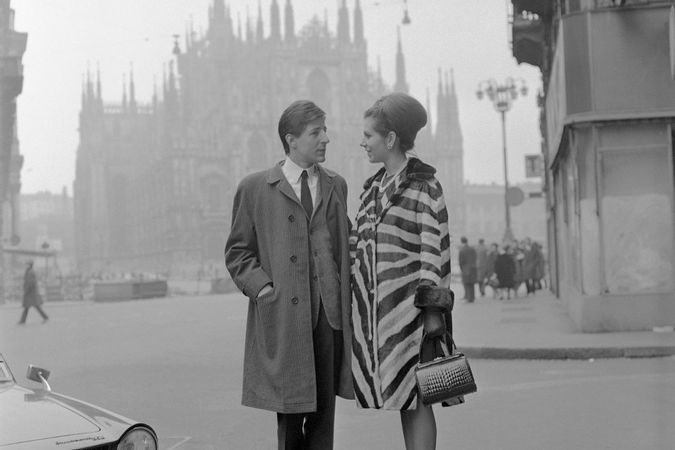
[0,382,137,448]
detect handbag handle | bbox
[418,330,457,362]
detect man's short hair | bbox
[278,100,326,154]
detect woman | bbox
[494,245,517,300]
[351,93,453,450]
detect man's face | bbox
[287,117,329,168]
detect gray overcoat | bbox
[22,267,42,308]
[225,162,354,414]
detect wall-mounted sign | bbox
[506,187,525,207]
[525,154,543,178]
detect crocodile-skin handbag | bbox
[415,334,477,405]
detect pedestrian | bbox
[522,238,539,295]
[224,100,353,450]
[459,236,478,303]
[531,241,546,291]
[512,240,526,297]
[351,93,455,450]
[17,260,49,324]
[486,242,499,298]
[494,245,517,300]
[475,238,489,297]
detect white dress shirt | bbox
[282,157,318,208]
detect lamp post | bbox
[476,77,528,243]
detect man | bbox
[225,100,353,450]
[458,236,477,303]
[17,260,48,324]
[475,238,489,297]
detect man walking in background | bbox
[225,100,353,450]
[459,236,477,303]
[475,238,489,297]
[17,260,48,324]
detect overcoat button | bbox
[290,255,297,263]
[288,215,295,222]
[291,296,299,304]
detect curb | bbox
[461,346,675,360]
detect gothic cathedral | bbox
[74,0,465,276]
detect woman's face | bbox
[361,116,388,164]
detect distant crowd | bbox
[458,236,546,302]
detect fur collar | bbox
[362,157,436,191]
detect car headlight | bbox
[117,426,157,450]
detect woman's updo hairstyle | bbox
[364,92,427,152]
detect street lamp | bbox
[476,77,528,243]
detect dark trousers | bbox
[478,278,486,296]
[463,282,475,302]
[277,303,342,450]
[18,304,48,323]
[526,279,537,294]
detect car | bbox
[0,353,158,449]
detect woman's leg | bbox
[400,395,436,450]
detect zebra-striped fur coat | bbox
[351,157,451,410]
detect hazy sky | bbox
[12,0,542,194]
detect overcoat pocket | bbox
[254,287,281,359]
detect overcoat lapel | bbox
[266,162,303,209]
[316,165,335,214]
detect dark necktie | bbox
[300,169,313,218]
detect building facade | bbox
[0,0,26,301]
[512,0,675,331]
[464,181,546,246]
[74,0,466,277]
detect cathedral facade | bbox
[74,0,465,276]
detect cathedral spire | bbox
[353,0,364,46]
[152,75,158,110]
[237,12,242,41]
[256,0,264,42]
[81,74,86,110]
[337,0,350,46]
[122,74,128,110]
[209,0,232,44]
[86,63,94,100]
[246,7,253,43]
[185,21,190,50]
[168,60,176,94]
[393,27,408,93]
[426,87,433,134]
[270,0,281,42]
[446,68,463,154]
[95,63,101,101]
[436,68,446,135]
[285,0,295,43]
[129,63,137,112]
